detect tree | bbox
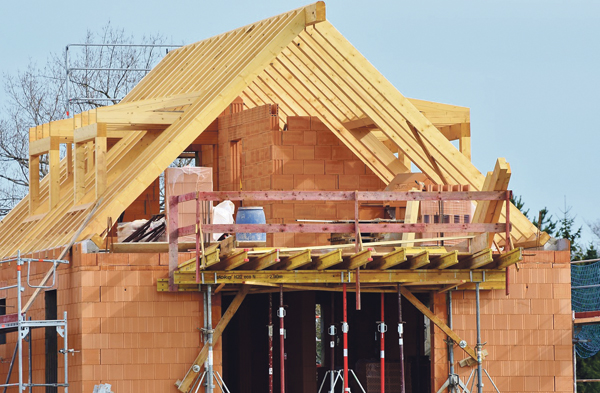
[0,23,170,217]
[532,207,557,236]
[556,199,583,255]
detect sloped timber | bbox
[0,2,548,259]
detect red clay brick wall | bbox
[431,250,572,393]
[0,247,219,393]
[215,109,386,248]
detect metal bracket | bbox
[19,327,29,340]
[328,325,337,335]
[377,322,387,333]
[341,322,349,333]
[277,307,286,318]
[56,326,65,338]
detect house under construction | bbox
[0,2,573,393]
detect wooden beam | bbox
[429,250,459,269]
[243,249,280,270]
[455,249,493,270]
[73,123,100,143]
[208,250,249,271]
[176,285,250,393]
[492,247,523,269]
[74,142,86,203]
[95,123,107,198]
[400,286,477,360]
[173,269,505,285]
[338,249,373,270]
[369,248,406,270]
[276,250,312,270]
[402,189,420,247]
[29,138,51,156]
[304,1,326,26]
[48,137,60,210]
[402,250,430,269]
[309,249,343,270]
[342,116,375,130]
[29,155,40,215]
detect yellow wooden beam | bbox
[48,137,60,210]
[429,250,459,269]
[400,286,477,360]
[243,249,280,270]
[369,248,406,270]
[29,138,51,156]
[29,155,40,215]
[338,249,373,270]
[309,249,343,270]
[455,249,493,270]
[304,1,326,26]
[493,247,523,269]
[402,250,430,269]
[277,250,312,270]
[208,250,249,271]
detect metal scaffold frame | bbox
[0,251,70,392]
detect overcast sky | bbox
[1,0,598,247]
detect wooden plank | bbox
[96,110,181,125]
[492,247,523,269]
[455,249,493,270]
[112,241,211,253]
[176,285,250,393]
[368,248,406,270]
[342,116,375,130]
[242,249,280,270]
[208,250,249,271]
[401,189,420,247]
[73,123,99,143]
[402,250,429,269]
[304,1,326,26]
[429,250,459,269]
[189,223,506,235]
[400,286,476,360]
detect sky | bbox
[0,0,598,247]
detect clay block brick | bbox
[295,203,316,219]
[317,131,340,145]
[281,131,304,145]
[294,233,316,247]
[359,175,383,190]
[553,314,571,329]
[344,160,366,175]
[359,207,385,220]
[272,203,294,219]
[294,175,316,190]
[554,345,572,361]
[337,203,355,220]
[304,131,317,145]
[315,146,331,160]
[314,175,336,190]
[315,203,337,220]
[288,116,311,130]
[304,160,325,175]
[338,175,359,190]
[554,250,570,264]
[310,117,329,131]
[331,146,353,160]
[282,160,304,175]
[294,145,315,160]
[553,284,571,299]
[325,160,344,175]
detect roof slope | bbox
[0,2,542,257]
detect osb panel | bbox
[430,250,572,393]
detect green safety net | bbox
[572,260,600,358]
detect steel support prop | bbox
[343,283,350,393]
[206,285,214,393]
[397,285,405,393]
[379,293,386,393]
[475,282,483,393]
[279,285,286,393]
[268,293,274,393]
[330,293,336,393]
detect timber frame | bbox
[0,1,549,260]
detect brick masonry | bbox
[430,250,572,393]
[0,247,217,393]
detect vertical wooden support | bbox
[29,155,40,215]
[168,196,179,291]
[86,141,94,174]
[65,143,73,178]
[401,189,420,247]
[74,142,86,203]
[459,123,471,161]
[49,136,60,210]
[95,123,107,198]
[397,150,411,173]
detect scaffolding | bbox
[0,251,70,392]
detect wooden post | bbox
[29,155,40,215]
[74,142,86,202]
[95,123,107,198]
[49,136,60,210]
[168,196,179,291]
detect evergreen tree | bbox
[532,207,558,236]
[556,198,582,255]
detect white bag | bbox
[212,201,235,241]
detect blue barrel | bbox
[235,207,267,242]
